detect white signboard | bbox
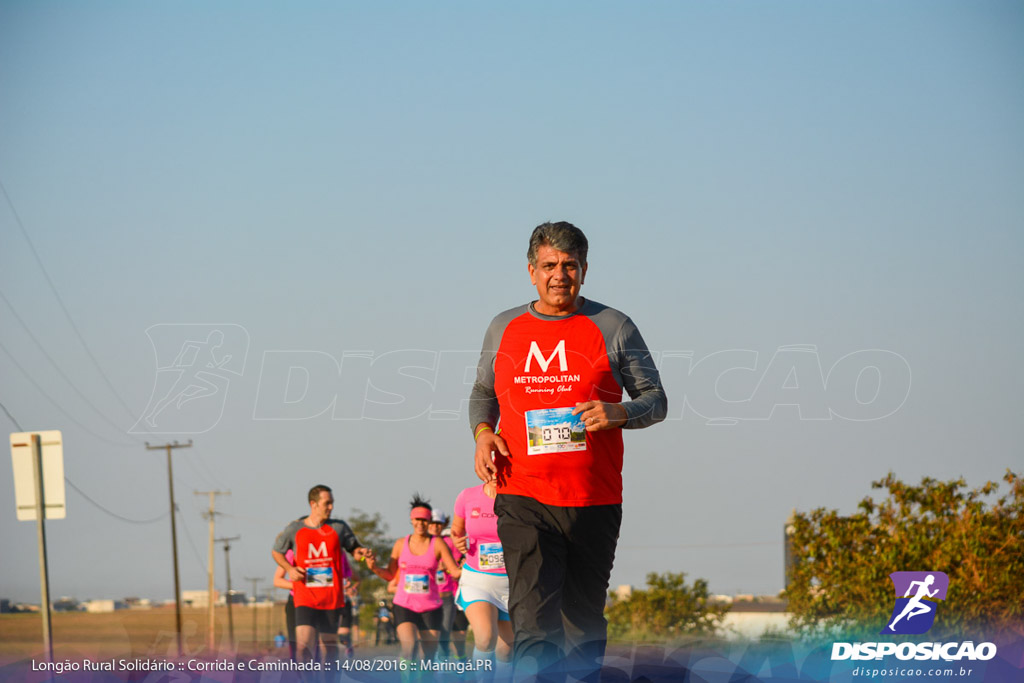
[10,431,66,521]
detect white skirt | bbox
[455,566,510,617]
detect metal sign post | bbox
[32,434,53,662]
[10,430,65,663]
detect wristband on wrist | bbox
[474,425,493,441]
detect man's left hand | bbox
[573,401,627,431]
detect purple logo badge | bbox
[881,571,949,635]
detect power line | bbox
[64,478,168,525]
[186,449,226,490]
[0,338,138,447]
[0,341,138,447]
[0,177,142,426]
[180,449,223,490]
[1,398,23,430]
[177,503,207,575]
[0,401,165,525]
[0,288,142,444]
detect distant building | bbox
[0,599,10,613]
[182,590,219,608]
[53,597,81,612]
[84,600,122,613]
[720,595,790,640]
[124,597,153,610]
[225,591,247,605]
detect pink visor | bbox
[410,506,431,521]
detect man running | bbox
[469,222,667,679]
[272,485,372,665]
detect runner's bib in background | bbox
[404,573,429,594]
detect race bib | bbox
[478,542,505,570]
[305,566,334,588]
[404,573,429,594]
[525,407,587,455]
[436,569,446,585]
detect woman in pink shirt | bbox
[452,481,512,672]
[366,495,461,663]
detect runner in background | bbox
[347,581,363,651]
[429,509,468,661]
[428,510,453,658]
[272,548,299,661]
[275,546,356,660]
[337,571,360,658]
[375,600,396,646]
[272,485,372,666]
[366,495,462,665]
[452,480,512,678]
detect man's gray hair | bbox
[527,221,589,266]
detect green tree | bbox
[606,571,730,642]
[346,508,394,603]
[785,470,1023,639]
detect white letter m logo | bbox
[525,340,568,373]
[308,542,328,559]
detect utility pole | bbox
[245,577,262,651]
[146,440,192,658]
[195,490,230,652]
[216,535,241,650]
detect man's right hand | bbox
[287,567,305,583]
[474,428,508,483]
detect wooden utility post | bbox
[195,490,229,652]
[145,440,192,657]
[245,577,262,651]
[216,535,241,650]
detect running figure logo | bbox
[131,324,249,434]
[881,571,949,635]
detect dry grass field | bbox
[0,605,292,662]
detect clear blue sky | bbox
[1,2,1022,603]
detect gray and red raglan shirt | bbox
[469,298,667,507]
[273,517,361,610]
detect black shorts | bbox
[338,602,354,629]
[452,608,469,631]
[392,604,443,631]
[295,605,341,634]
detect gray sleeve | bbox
[607,316,668,429]
[468,307,523,433]
[272,520,301,554]
[330,520,361,553]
